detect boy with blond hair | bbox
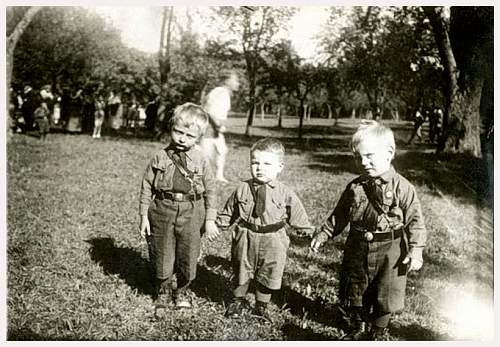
[139,102,218,312]
[207,138,314,321]
[311,120,426,340]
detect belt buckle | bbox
[363,231,374,242]
[172,193,184,201]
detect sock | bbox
[255,283,272,303]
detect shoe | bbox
[252,301,273,323]
[225,297,250,317]
[154,281,173,307]
[342,321,367,341]
[174,289,192,309]
[370,326,391,341]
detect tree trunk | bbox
[6,6,42,137]
[159,7,174,94]
[277,105,282,128]
[424,6,484,157]
[260,102,265,120]
[298,100,305,139]
[245,75,256,136]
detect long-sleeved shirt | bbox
[319,166,426,261]
[217,179,314,235]
[139,144,217,220]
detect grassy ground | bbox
[7,116,493,340]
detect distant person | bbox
[200,71,240,182]
[66,88,83,133]
[145,95,160,133]
[21,85,37,131]
[138,103,218,315]
[407,108,425,144]
[206,138,314,322]
[92,94,106,138]
[310,121,426,340]
[428,107,443,144]
[34,101,50,141]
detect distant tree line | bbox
[7,6,493,157]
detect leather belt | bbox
[238,219,286,234]
[155,191,203,202]
[362,227,404,242]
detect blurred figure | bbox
[428,107,443,144]
[21,85,37,131]
[92,94,106,138]
[200,71,240,182]
[66,87,83,133]
[34,101,50,141]
[52,94,61,125]
[407,108,425,144]
[145,95,160,133]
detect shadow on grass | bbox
[85,237,155,298]
[191,256,234,304]
[281,322,337,340]
[7,328,83,341]
[200,254,348,333]
[391,323,449,341]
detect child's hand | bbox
[204,220,221,241]
[310,230,329,252]
[402,256,423,272]
[139,215,150,238]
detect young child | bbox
[206,138,314,321]
[34,101,50,141]
[138,102,218,312]
[310,121,426,340]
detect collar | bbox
[360,166,396,185]
[377,166,396,183]
[165,144,193,160]
[252,178,278,189]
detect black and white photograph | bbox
[4,2,494,342]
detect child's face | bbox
[170,123,201,151]
[250,150,283,184]
[353,136,393,177]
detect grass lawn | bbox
[7,116,493,340]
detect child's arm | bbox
[286,190,314,237]
[207,189,239,241]
[399,183,426,271]
[310,186,353,252]
[138,158,155,237]
[201,155,218,223]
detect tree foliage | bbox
[214,6,297,135]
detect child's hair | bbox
[250,138,285,161]
[350,120,396,153]
[169,102,209,135]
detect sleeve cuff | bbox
[409,247,423,263]
[205,208,217,221]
